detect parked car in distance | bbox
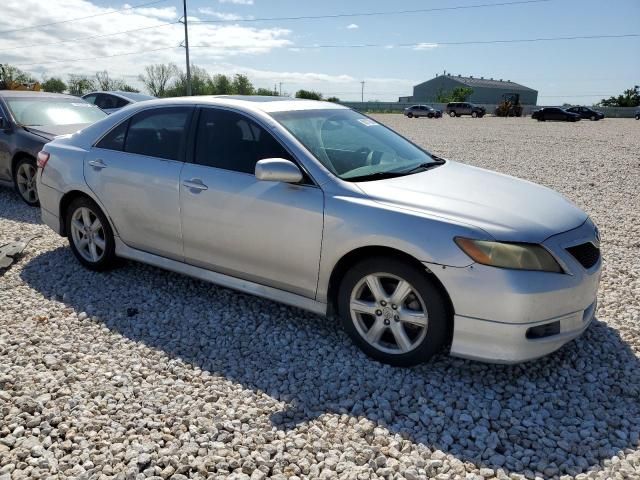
[445,102,485,118]
[531,107,581,122]
[0,90,106,206]
[565,106,604,121]
[404,105,442,118]
[38,96,601,366]
[82,91,156,114]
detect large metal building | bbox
[399,74,538,105]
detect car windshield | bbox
[271,109,437,181]
[5,97,107,126]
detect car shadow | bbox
[20,247,640,478]
[0,188,42,225]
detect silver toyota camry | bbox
[36,96,601,366]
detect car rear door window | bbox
[124,107,192,161]
[194,108,292,174]
[96,120,128,151]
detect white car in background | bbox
[82,91,156,114]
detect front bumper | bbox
[428,219,602,363]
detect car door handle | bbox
[182,179,208,191]
[88,159,107,169]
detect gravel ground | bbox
[1,116,639,480]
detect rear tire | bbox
[14,157,39,207]
[66,196,117,271]
[338,257,449,366]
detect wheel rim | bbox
[16,163,38,203]
[449,111,456,117]
[472,112,477,118]
[70,207,106,263]
[349,273,429,355]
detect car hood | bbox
[24,123,90,141]
[355,160,587,243]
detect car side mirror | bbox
[255,158,303,183]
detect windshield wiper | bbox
[343,171,408,182]
[398,158,446,175]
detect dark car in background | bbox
[635,109,639,120]
[566,106,605,121]
[446,102,485,118]
[82,91,156,114]
[403,105,442,118]
[0,91,106,206]
[531,107,581,122]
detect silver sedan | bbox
[36,96,601,366]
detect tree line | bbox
[0,63,341,102]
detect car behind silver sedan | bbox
[36,96,601,366]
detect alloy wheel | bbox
[16,162,38,204]
[349,273,429,354]
[70,207,106,263]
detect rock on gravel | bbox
[0,117,639,479]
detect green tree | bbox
[326,96,340,103]
[232,74,254,95]
[139,64,177,97]
[166,65,211,96]
[255,87,277,96]
[436,87,473,103]
[0,64,35,89]
[598,86,640,107]
[41,77,67,93]
[295,89,323,100]
[67,74,96,96]
[210,74,234,95]
[117,83,140,93]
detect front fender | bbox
[316,194,482,303]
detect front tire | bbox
[449,111,456,118]
[66,196,117,271]
[407,112,413,118]
[471,111,478,118]
[14,157,39,206]
[338,257,449,366]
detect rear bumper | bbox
[36,177,63,235]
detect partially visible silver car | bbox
[403,105,442,118]
[36,96,601,366]
[82,91,156,114]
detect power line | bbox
[0,0,169,35]
[280,33,640,49]
[0,22,179,52]
[10,33,638,69]
[187,33,639,52]
[191,0,552,24]
[12,46,180,68]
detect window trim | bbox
[188,105,319,187]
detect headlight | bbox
[454,237,563,273]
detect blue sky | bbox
[3,0,639,103]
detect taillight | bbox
[37,151,50,169]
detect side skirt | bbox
[115,238,328,316]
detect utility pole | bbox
[180,0,192,96]
[279,82,283,96]
[360,81,365,102]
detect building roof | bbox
[416,75,537,92]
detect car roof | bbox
[0,90,78,99]
[114,95,349,113]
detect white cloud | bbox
[346,24,359,30]
[197,8,245,21]
[2,0,291,76]
[412,43,438,50]
[219,0,254,4]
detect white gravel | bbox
[1,116,639,480]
